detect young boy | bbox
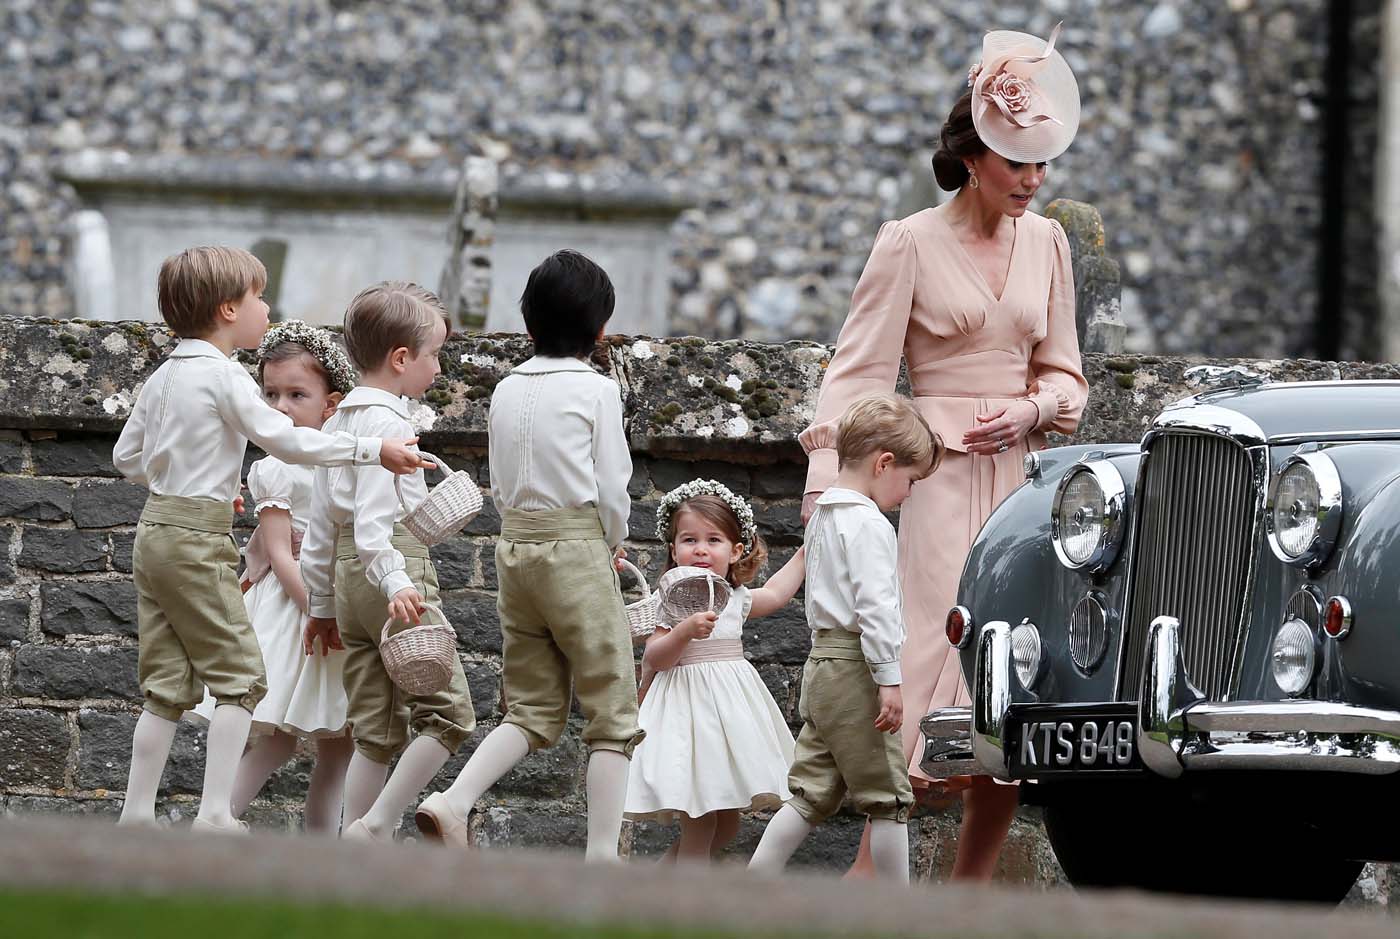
[112,247,429,833]
[748,392,942,882]
[299,281,477,841]
[415,249,641,861]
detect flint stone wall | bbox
[0,0,1373,358]
[1,318,1399,902]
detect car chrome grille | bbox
[1119,432,1257,701]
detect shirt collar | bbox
[169,338,231,359]
[815,487,880,511]
[338,385,410,416]
[511,356,598,376]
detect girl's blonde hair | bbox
[661,494,769,587]
[836,392,944,475]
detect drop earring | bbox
[968,172,980,190]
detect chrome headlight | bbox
[1050,460,1126,572]
[1270,617,1316,696]
[1265,452,1342,568]
[1011,619,1046,689]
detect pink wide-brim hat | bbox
[968,24,1081,163]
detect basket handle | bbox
[381,600,449,644]
[617,558,650,599]
[394,449,453,512]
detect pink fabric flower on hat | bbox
[986,71,1032,113]
[967,62,982,87]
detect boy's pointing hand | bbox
[380,437,436,475]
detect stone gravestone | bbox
[438,156,499,332]
[1045,199,1127,354]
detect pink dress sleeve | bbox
[1022,220,1088,434]
[799,220,915,494]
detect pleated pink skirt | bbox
[897,443,1028,785]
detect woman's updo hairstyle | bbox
[931,91,988,192]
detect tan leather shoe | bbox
[415,792,472,848]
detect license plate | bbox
[1005,703,1144,778]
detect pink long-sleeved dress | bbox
[800,206,1088,784]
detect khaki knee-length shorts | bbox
[786,631,914,824]
[335,526,475,764]
[133,495,266,721]
[496,507,643,756]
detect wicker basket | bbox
[656,566,733,626]
[380,603,458,694]
[617,558,657,643]
[395,451,484,547]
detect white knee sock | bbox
[584,749,629,863]
[117,711,177,825]
[196,704,253,826]
[441,723,530,817]
[229,731,298,819]
[304,734,354,834]
[748,804,813,875]
[359,736,451,838]
[341,751,389,829]
[869,818,911,884]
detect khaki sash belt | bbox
[335,523,429,560]
[140,494,233,534]
[500,506,604,542]
[810,630,867,661]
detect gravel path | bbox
[0,817,1392,938]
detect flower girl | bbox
[191,321,357,831]
[626,479,805,862]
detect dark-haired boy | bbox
[416,250,641,861]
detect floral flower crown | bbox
[655,479,758,554]
[258,319,357,395]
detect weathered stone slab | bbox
[19,528,108,574]
[0,708,69,788]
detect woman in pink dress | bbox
[800,25,1088,880]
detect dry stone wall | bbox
[2,318,1400,900]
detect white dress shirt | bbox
[300,387,429,618]
[112,338,380,502]
[803,488,906,686]
[487,356,632,548]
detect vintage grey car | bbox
[920,369,1400,903]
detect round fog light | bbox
[946,605,973,649]
[1069,592,1110,672]
[1011,620,1045,689]
[1271,617,1316,696]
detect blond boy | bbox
[113,247,428,832]
[299,282,476,841]
[749,392,943,882]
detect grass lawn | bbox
[0,888,812,939]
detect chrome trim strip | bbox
[971,621,1013,779]
[1136,615,1204,779]
[1146,403,1268,448]
[1110,447,1150,700]
[1185,700,1400,735]
[1265,451,1344,569]
[1269,430,1400,445]
[918,706,979,777]
[1050,458,1127,573]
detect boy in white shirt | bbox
[112,247,429,832]
[415,250,641,861]
[299,281,477,841]
[749,392,943,882]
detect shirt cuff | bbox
[354,437,382,465]
[869,661,902,686]
[379,569,414,602]
[308,593,337,619]
[805,447,839,495]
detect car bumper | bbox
[920,617,1400,780]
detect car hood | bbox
[1163,381,1400,444]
